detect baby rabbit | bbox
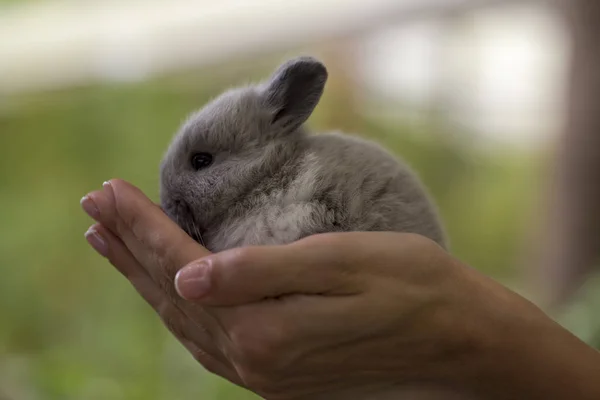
[160,56,447,252]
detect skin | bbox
[81,179,600,400]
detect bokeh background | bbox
[1,0,599,399]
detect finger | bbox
[216,294,373,348]
[111,179,210,267]
[202,293,379,382]
[111,179,209,269]
[95,181,231,340]
[85,223,164,305]
[82,183,234,364]
[83,179,209,293]
[85,223,234,373]
[175,233,367,306]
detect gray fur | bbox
[159,56,447,252]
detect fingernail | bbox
[85,227,108,257]
[80,195,100,219]
[175,261,212,300]
[102,181,112,189]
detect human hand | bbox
[80,179,246,386]
[81,180,600,400]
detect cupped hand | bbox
[80,180,244,385]
[81,180,600,400]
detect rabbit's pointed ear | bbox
[262,56,328,131]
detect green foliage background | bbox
[0,60,597,399]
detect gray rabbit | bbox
[159,56,447,252]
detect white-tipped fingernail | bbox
[175,261,212,299]
[85,227,108,257]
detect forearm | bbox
[487,314,600,399]
[464,273,600,400]
[366,259,600,400]
[312,259,600,400]
[373,322,600,400]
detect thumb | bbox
[174,235,365,306]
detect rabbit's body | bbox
[160,57,446,252]
[204,131,445,252]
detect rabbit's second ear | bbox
[263,56,328,132]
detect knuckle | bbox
[225,246,259,268]
[299,231,345,249]
[404,233,444,262]
[115,200,140,236]
[406,232,438,249]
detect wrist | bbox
[459,270,600,399]
[488,313,600,399]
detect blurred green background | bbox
[1,1,600,399]
[0,59,556,400]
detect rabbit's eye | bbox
[191,153,213,170]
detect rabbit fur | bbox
[159,56,447,252]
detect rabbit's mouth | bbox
[161,198,207,247]
[179,214,207,248]
[188,227,206,247]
